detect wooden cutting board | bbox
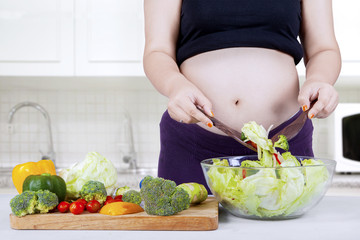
[10,197,218,231]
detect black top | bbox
[176,0,303,66]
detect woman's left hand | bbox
[298,80,338,119]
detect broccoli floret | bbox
[35,190,58,213]
[122,190,142,205]
[10,191,37,217]
[140,176,191,216]
[79,180,107,204]
[274,135,289,151]
[10,190,58,217]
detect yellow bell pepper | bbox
[99,202,144,216]
[12,160,56,193]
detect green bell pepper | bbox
[22,173,67,202]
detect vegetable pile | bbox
[10,152,209,218]
[207,121,329,218]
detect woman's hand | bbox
[167,80,214,127]
[298,80,338,119]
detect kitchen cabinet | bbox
[0,0,144,77]
[1,0,358,77]
[0,0,74,76]
[75,0,144,76]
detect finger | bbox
[168,106,196,123]
[308,88,332,118]
[195,94,214,117]
[316,94,338,118]
[182,101,213,127]
[298,89,312,112]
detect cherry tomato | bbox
[57,201,70,213]
[114,195,123,201]
[104,199,115,205]
[70,201,85,215]
[76,198,87,205]
[104,199,123,205]
[104,196,115,205]
[86,200,101,213]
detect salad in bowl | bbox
[201,121,336,219]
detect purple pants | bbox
[158,110,314,193]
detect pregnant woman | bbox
[143,0,341,192]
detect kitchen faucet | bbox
[8,101,56,164]
[122,112,137,169]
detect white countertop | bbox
[1,194,359,240]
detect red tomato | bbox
[86,200,101,213]
[57,201,70,213]
[104,196,123,205]
[76,198,87,205]
[70,201,85,215]
[114,195,123,201]
[104,199,115,205]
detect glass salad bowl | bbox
[201,155,336,220]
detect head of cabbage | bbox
[59,152,118,199]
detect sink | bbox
[116,168,157,189]
[0,168,13,188]
[117,168,157,175]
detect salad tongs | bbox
[198,106,309,153]
[197,106,257,152]
[270,109,309,143]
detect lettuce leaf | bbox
[59,152,118,199]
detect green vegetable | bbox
[122,190,142,205]
[79,180,107,204]
[206,121,329,218]
[35,190,59,213]
[10,191,37,217]
[140,176,191,216]
[10,190,59,217]
[59,152,117,199]
[274,135,289,151]
[241,121,274,153]
[115,186,130,196]
[177,183,208,204]
[22,173,67,202]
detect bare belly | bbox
[180,47,300,135]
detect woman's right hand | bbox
[167,80,214,128]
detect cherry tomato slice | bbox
[86,200,101,213]
[70,201,85,215]
[57,201,70,213]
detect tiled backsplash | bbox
[0,78,168,170]
[0,77,359,171]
